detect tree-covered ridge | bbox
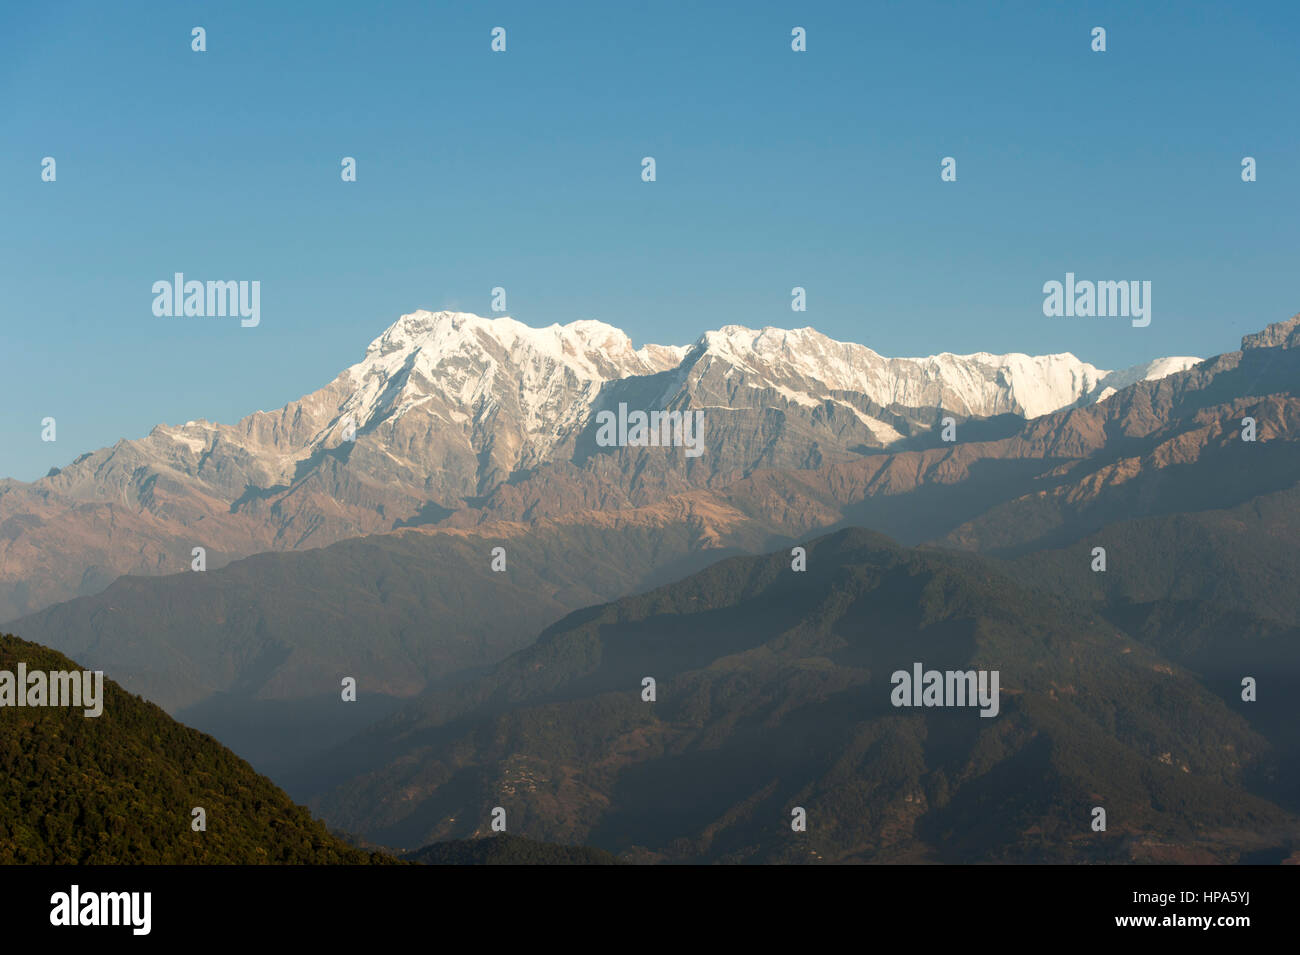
[404,834,621,865]
[1008,484,1300,816]
[0,633,393,864]
[306,528,1299,863]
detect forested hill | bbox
[0,633,391,864]
[305,528,1298,863]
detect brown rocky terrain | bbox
[0,309,1206,623]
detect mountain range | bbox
[4,308,1296,863]
[8,313,1296,778]
[0,310,1198,623]
[293,528,1299,862]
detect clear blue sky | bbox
[2,0,1297,480]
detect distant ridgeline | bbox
[301,528,1300,864]
[404,834,622,865]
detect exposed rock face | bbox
[0,309,1200,621]
[1241,312,1300,351]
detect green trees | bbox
[0,633,390,865]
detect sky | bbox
[1,0,1298,480]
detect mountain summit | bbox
[143,310,1195,485]
[0,309,1198,621]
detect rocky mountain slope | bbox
[0,310,1197,621]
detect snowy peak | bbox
[693,325,880,378]
[360,310,680,379]
[2,305,1238,626]
[1089,356,1203,402]
[34,309,1205,518]
[335,311,1202,440]
[352,313,1198,427]
[325,310,688,445]
[682,323,1196,419]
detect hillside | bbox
[299,529,1297,863]
[0,633,390,864]
[8,513,780,775]
[1008,486,1300,812]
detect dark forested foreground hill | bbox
[300,528,1300,863]
[0,633,392,864]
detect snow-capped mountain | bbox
[659,323,1198,438]
[102,310,1199,507]
[347,310,685,437]
[344,311,1197,436]
[141,310,1196,486]
[0,308,1201,621]
[8,311,1297,734]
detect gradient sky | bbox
[2,0,1298,480]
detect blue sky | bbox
[2,0,1297,480]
